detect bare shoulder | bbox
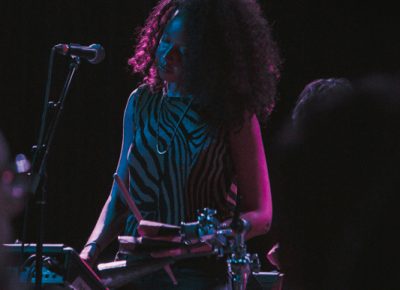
[127,84,148,107]
[124,84,151,117]
[229,112,262,143]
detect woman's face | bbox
[155,11,187,84]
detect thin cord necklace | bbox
[156,94,194,155]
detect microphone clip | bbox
[54,43,105,64]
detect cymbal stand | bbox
[181,208,261,290]
[226,218,260,290]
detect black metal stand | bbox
[227,218,260,290]
[30,55,81,289]
[180,207,260,290]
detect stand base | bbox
[3,243,108,290]
[248,271,284,290]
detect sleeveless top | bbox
[123,86,237,236]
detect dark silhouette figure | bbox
[274,75,400,290]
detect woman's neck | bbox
[166,82,184,98]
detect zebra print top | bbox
[124,85,237,236]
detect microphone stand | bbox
[30,54,81,289]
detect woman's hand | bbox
[266,242,281,270]
[79,243,101,268]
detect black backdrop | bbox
[1,0,399,270]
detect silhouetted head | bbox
[275,74,400,290]
[292,77,353,122]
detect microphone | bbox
[54,43,105,64]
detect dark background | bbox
[1,0,399,270]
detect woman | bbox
[80,0,280,288]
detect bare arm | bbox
[80,92,136,265]
[227,113,273,240]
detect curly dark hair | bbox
[129,0,281,128]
